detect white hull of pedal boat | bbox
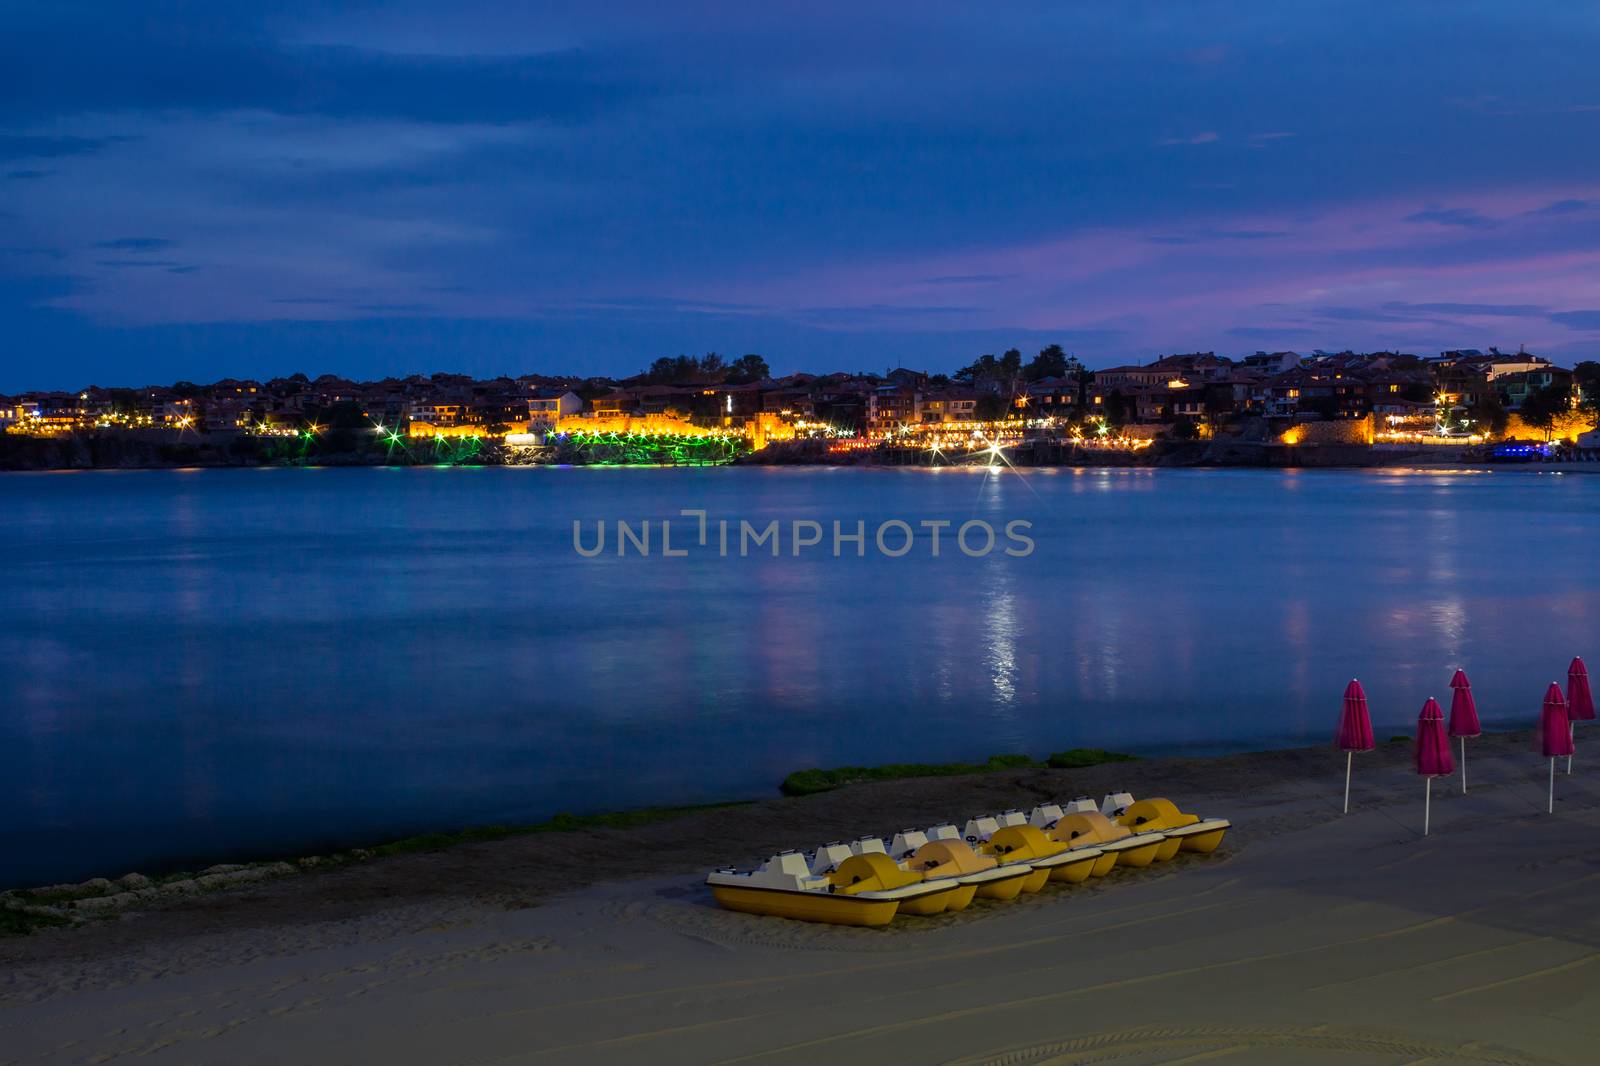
[706,871,953,926]
[965,862,1037,899]
[894,877,971,916]
[708,850,954,926]
[1164,818,1231,854]
[1099,832,1168,868]
[707,879,901,926]
[1031,846,1104,883]
[998,857,1049,889]
[954,864,1032,902]
[1085,849,1117,877]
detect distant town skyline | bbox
[5,3,1600,391]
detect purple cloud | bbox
[1384,301,1546,317]
[93,237,174,252]
[1157,131,1220,146]
[1549,310,1600,330]
[1526,198,1595,216]
[1145,230,1286,245]
[1404,207,1497,229]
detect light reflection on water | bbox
[0,465,1597,884]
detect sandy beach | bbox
[3,732,1597,1065]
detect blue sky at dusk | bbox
[3,1,1600,389]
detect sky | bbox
[3,1,1600,390]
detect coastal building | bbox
[1242,351,1301,375]
[0,400,42,429]
[410,402,466,427]
[866,384,922,437]
[1091,362,1186,392]
[761,386,818,421]
[633,385,699,417]
[1431,348,1554,382]
[161,399,196,428]
[526,389,582,428]
[1133,388,1172,423]
[922,386,980,423]
[469,401,533,428]
[1147,352,1236,381]
[10,394,90,433]
[1223,371,1272,416]
[1019,378,1079,417]
[590,391,637,417]
[807,376,871,435]
[712,382,769,422]
[1496,366,1571,410]
[1165,385,1210,422]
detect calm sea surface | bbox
[2,465,1597,885]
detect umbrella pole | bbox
[1343,751,1352,814]
[1460,737,1467,793]
[1568,724,1574,774]
[1549,758,1555,814]
[1424,777,1431,836]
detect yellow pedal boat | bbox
[1113,797,1231,854]
[963,816,1091,892]
[894,832,1032,904]
[962,816,1043,893]
[1029,804,1114,875]
[1036,804,1163,871]
[706,851,953,926]
[841,837,970,916]
[1099,793,1182,861]
[981,824,1104,884]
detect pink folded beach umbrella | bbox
[1336,679,1376,814]
[1567,657,1595,774]
[1415,698,1453,836]
[1448,670,1481,793]
[1540,683,1575,814]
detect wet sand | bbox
[2,732,1597,1064]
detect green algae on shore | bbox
[0,907,72,937]
[780,749,1136,796]
[366,801,756,858]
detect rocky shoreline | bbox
[1,854,371,936]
